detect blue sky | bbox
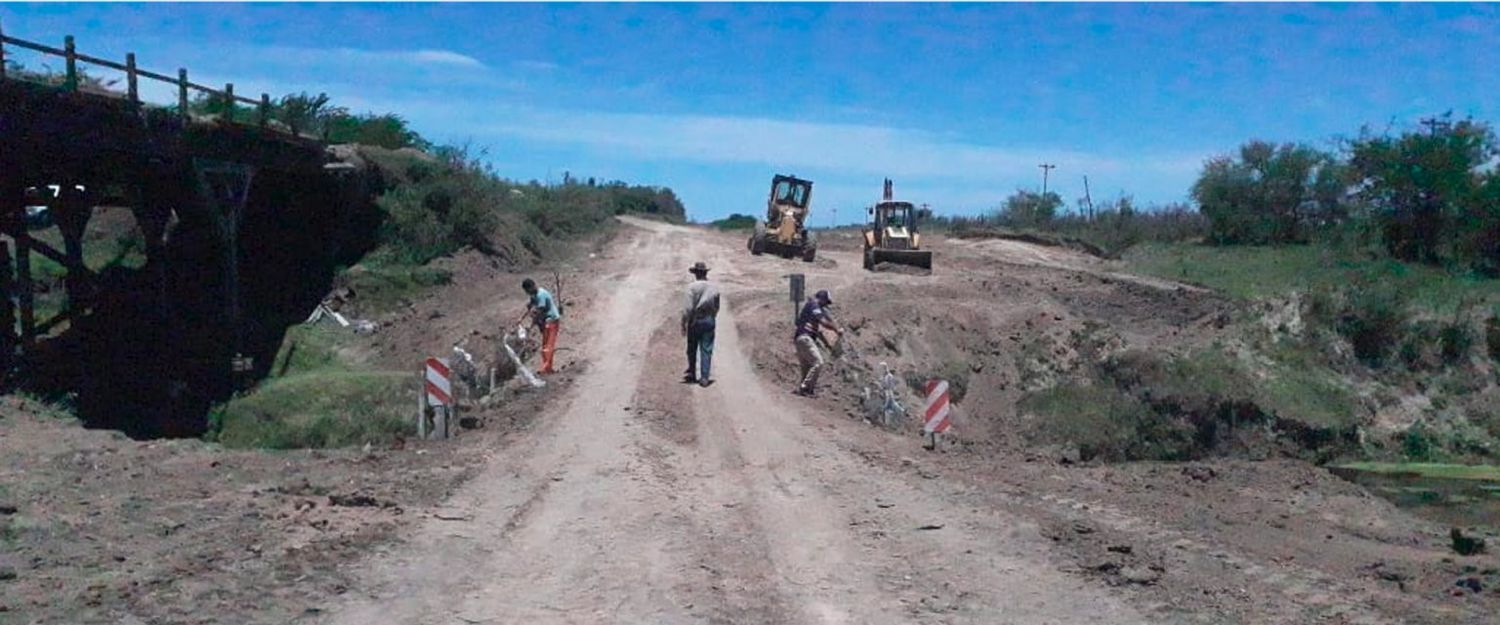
[2,3,1497,223]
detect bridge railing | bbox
[0,20,296,135]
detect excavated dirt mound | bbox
[0,233,615,624]
[713,226,1500,623]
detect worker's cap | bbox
[689,261,710,274]
[815,289,832,305]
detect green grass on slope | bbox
[1124,242,1500,312]
[1332,462,1500,482]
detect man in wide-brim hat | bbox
[682,262,721,387]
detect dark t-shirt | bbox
[795,300,831,339]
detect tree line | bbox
[1193,114,1498,274]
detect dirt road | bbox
[321,219,1150,624]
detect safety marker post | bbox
[922,379,952,450]
[421,357,455,440]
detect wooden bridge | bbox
[0,24,369,435]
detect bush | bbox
[1438,318,1476,365]
[712,214,758,230]
[1350,116,1498,268]
[1402,422,1437,461]
[1192,141,1347,244]
[995,190,1063,227]
[1019,384,1165,461]
[1487,313,1500,362]
[1332,278,1412,367]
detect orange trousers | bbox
[540,320,560,373]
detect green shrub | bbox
[1486,314,1500,362]
[1019,383,1170,461]
[1192,141,1347,245]
[1402,422,1437,462]
[1439,318,1476,364]
[712,213,758,230]
[1334,278,1412,367]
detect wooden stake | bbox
[63,35,77,91]
[177,68,189,120]
[416,366,427,440]
[125,53,138,104]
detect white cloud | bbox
[481,109,1205,183]
[258,46,486,70]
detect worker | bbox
[793,289,843,397]
[682,262,721,387]
[517,278,561,374]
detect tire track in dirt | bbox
[323,219,1161,625]
[322,224,705,624]
[677,233,1155,624]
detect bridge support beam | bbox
[133,187,176,324]
[54,183,94,318]
[192,159,256,384]
[0,180,19,379]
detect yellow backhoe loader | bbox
[748,174,818,262]
[863,179,933,270]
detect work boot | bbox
[699,378,714,388]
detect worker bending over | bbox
[793,289,843,397]
[517,278,561,374]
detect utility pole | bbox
[1419,116,1450,137]
[1082,175,1094,222]
[1038,163,1056,196]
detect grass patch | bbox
[1021,347,1360,462]
[1019,384,1172,461]
[208,370,414,449]
[1124,242,1500,312]
[1331,462,1500,482]
[270,324,352,378]
[336,260,453,315]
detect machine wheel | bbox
[749,222,767,255]
[863,248,875,271]
[802,247,816,263]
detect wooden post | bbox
[15,227,34,351]
[223,83,234,121]
[259,93,270,128]
[55,185,91,315]
[0,19,8,81]
[64,35,77,91]
[416,367,427,439]
[125,53,138,104]
[0,240,13,374]
[177,68,189,120]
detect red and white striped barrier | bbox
[923,379,952,434]
[425,357,453,407]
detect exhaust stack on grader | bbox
[863,179,933,270]
[748,174,818,262]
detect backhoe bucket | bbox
[870,248,932,270]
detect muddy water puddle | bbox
[1330,464,1500,528]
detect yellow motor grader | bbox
[863,179,933,270]
[748,174,818,262]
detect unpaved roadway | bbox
[321,219,1150,624]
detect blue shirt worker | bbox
[793,289,843,397]
[682,262,721,387]
[517,278,562,374]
